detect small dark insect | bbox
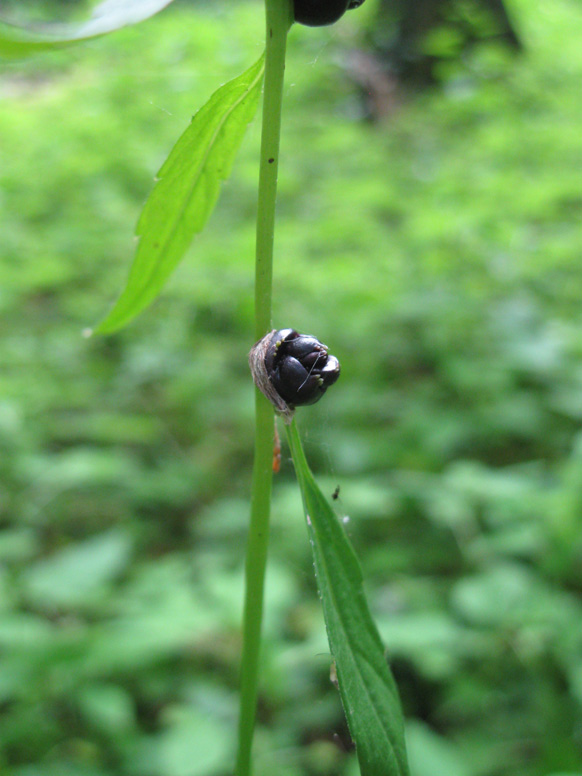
[294,0,366,27]
[332,485,340,500]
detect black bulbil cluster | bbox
[294,0,366,27]
[265,328,340,407]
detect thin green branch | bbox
[235,2,293,775]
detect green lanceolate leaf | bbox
[0,0,176,59]
[97,53,265,334]
[286,419,409,776]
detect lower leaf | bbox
[286,419,409,776]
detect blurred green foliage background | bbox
[1,0,582,774]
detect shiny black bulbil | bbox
[293,0,366,27]
[265,329,340,407]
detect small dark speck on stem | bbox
[268,158,274,164]
[269,27,273,38]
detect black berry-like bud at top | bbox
[249,329,341,421]
[294,0,366,27]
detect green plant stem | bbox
[235,2,292,775]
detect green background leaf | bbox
[0,0,176,58]
[286,419,410,776]
[97,53,265,333]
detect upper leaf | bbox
[0,0,176,59]
[286,419,410,776]
[96,53,265,334]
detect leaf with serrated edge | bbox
[96,54,265,334]
[0,0,176,58]
[286,419,409,776]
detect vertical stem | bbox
[254,0,292,341]
[236,2,292,775]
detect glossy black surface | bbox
[265,329,341,406]
[293,0,350,27]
